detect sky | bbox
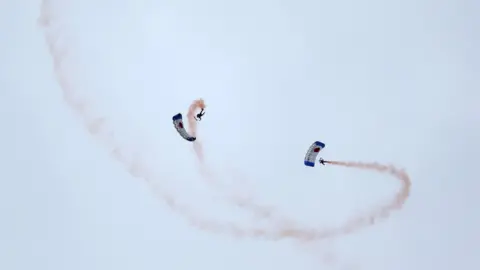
[0,0,479,269]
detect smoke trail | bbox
[324,160,411,220]
[183,99,411,240]
[39,0,410,245]
[184,99,206,163]
[38,0,294,238]
[38,0,206,229]
[187,99,205,137]
[185,99,295,225]
[182,160,411,241]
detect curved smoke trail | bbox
[185,100,412,240]
[186,100,299,225]
[39,0,411,244]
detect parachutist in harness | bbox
[195,108,205,121]
[319,158,326,165]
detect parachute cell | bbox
[172,113,196,142]
[304,141,326,167]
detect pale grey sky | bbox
[1,0,479,269]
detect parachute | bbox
[304,141,326,167]
[172,113,196,142]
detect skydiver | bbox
[195,108,205,121]
[319,158,326,165]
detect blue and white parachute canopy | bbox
[304,141,326,167]
[172,113,196,142]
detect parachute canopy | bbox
[304,141,326,167]
[172,113,196,142]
